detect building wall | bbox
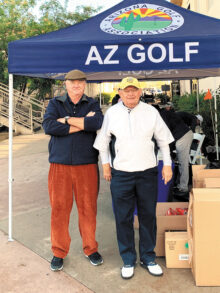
[182,0,219,18]
[180,0,220,95]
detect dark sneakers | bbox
[85,252,103,266]
[50,256,63,271]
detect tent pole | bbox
[8,74,14,241]
[214,79,219,160]
[99,83,102,108]
[196,78,199,112]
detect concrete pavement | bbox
[0,133,219,293]
[0,230,92,293]
[0,133,92,293]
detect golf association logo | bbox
[100,4,184,35]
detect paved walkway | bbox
[0,230,92,293]
[0,134,92,293]
[0,133,219,293]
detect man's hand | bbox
[102,163,111,181]
[69,126,81,134]
[86,111,95,117]
[162,165,173,185]
[57,118,65,124]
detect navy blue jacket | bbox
[160,109,190,141]
[43,94,103,165]
[176,111,197,132]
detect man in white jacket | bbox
[94,77,174,279]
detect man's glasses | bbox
[123,88,139,93]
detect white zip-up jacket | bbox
[94,101,174,172]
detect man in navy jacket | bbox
[43,69,103,271]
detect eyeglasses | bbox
[123,88,139,93]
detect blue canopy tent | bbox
[7,0,220,239]
[8,0,220,80]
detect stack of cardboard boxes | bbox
[187,188,220,286]
[187,165,220,286]
[192,165,220,188]
[165,231,190,269]
[134,165,220,286]
[134,202,188,256]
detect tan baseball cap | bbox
[119,77,141,90]
[65,69,86,80]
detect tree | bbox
[0,0,35,84]
[0,0,100,99]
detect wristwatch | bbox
[64,116,70,124]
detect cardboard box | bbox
[192,165,220,188]
[165,232,190,268]
[204,177,220,188]
[187,189,220,286]
[134,202,188,256]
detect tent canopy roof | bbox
[8,0,220,81]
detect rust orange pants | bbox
[48,163,99,258]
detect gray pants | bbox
[176,130,193,192]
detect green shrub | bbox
[172,93,198,113]
[156,93,170,104]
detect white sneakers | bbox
[121,265,134,279]
[140,261,163,276]
[121,262,163,279]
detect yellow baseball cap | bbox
[119,77,141,90]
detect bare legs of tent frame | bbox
[8,73,14,241]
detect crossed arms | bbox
[57,111,95,134]
[43,99,103,136]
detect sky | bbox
[63,0,123,12]
[37,0,170,15]
[63,0,170,13]
[35,0,122,15]
[34,0,171,20]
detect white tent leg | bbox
[196,78,199,112]
[8,74,14,241]
[99,83,102,108]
